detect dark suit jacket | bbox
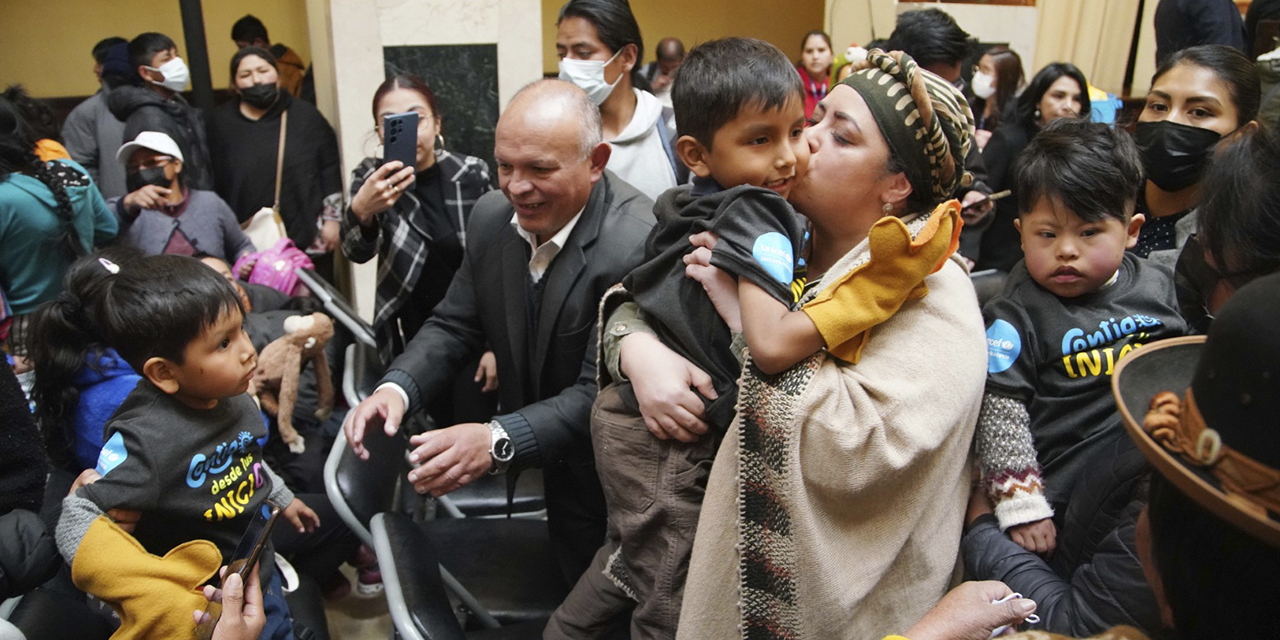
[380,170,654,569]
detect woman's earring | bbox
[1034,108,1041,120]
[435,134,445,150]
[882,202,894,214]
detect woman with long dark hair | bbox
[970,46,1025,149]
[1133,44,1260,259]
[976,62,1091,272]
[0,96,117,358]
[797,30,834,119]
[339,74,497,425]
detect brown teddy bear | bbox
[254,312,335,453]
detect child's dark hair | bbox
[37,253,242,380]
[672,37,803,149]
[29,247,146,468]
[1197,125,1280,284]
[1013,119,1142,222]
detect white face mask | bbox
[558,49,623,106]
[972,71,997,100]
[146,57,190,93]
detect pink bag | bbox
[233,238,314,297]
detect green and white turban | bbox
[839,49,976,202]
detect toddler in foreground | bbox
[975,119,1186,553]
[52,254,317,639]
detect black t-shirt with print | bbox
[982,252,1186,504]
[624,179,807,428]
[80,380,276,559]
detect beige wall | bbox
[1,0,311,98]
[541,0,826,75]
[319,0,544,320]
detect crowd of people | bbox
[3,0,1280,638]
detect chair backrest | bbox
[372,512,468,640]
[970,268,1008,309]
[324,422,408,547]
[1254,19,1280,59]
[295,268,377,348]
[341,342,385,408]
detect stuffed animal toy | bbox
[254,312,334,453]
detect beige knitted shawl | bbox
[677,216,988,640]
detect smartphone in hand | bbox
[382,111,420,171]
[196,501,282,640]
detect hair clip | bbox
[98,258,120,274]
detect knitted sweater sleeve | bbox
[974,391,1054,530]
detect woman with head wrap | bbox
[610,50,988,637]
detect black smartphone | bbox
[962,189,1012,212]
[382,111,420,171]
[196,501,282,640]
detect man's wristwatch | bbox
[487,420,514,475]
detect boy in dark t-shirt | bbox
[975,120,1186,555]
[54,255,317,639]
[550,38,820,639]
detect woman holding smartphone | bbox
[339,75,498,423]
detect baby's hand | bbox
[1009,518,1057,557]
[282,498,320,534]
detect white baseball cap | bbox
[116,131,185,165]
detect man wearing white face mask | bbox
[556,0,682,201]
[106,32,213,190]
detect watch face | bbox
[494,438,514,461]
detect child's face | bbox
[698,96,809,198]
[1017,196,1144,298]
[168,306,258,409]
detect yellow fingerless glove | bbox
[802,201,962,364]
[71,516,221,640]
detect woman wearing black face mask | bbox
[1133,45,1260,260]
[110,131,254,265]
[206,47,342,280]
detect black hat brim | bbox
[1112,335,1280,549]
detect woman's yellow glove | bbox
[802,201,962,363]
[71,515,221,640]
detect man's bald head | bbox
[657,37,685,63]
[503,79,603,159]
[495,79,611,244]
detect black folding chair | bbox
[373,512,547,639]
[970,268,1008,308]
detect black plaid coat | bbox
[339,150,492,362]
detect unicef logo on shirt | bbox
[95,432,128,477]
[986,319,1021,374]
[752,232,794,284]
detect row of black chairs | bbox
[304,270,564,639]
[307,266,1010,639]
